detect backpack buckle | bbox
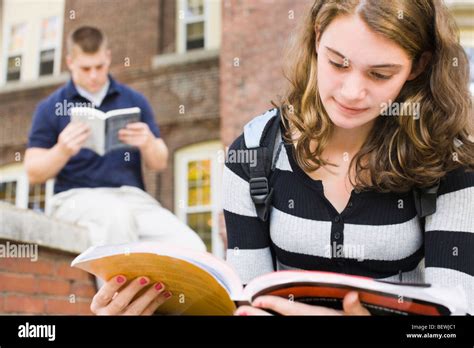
[249,177,274,221]
[249,177,269,203]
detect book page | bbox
[70,107,106,155]
[243,271,468,315]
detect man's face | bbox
[66,45,111,93]
[316,14,419,130]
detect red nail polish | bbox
[154,283,163,291]
[116,276,125,284]
[164,291,172,299]
[139,277,148,285]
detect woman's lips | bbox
[333,98,369,116]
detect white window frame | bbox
[464,45,474,95]
[35,15,63,78]
[177,0,208,53]
[174,141,224,257]
[1,22,27,84]
[0,163,55,213]
[460,29,474,95]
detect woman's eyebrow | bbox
[325,46,403,69]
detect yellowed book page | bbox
[75,253,237,315]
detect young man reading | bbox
[25,26,205,258]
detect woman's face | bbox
[316,14,416,130]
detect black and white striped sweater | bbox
[223,113,474,314]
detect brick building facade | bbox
[220,0,312,146]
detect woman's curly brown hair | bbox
[279,0,474,192]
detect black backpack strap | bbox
[413,180,440,218]
[243,108,282,221]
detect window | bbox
[464,46,474,94]
[0,180,17,205]
[176,0,221,54]
[0,163,54,213]
[1,0,65,85]
[38,16,59,77]
[175,141,224,257]
[186,159,212,248]
[27,183,48,212]
[183,0,205,51]
[5,23,26,82]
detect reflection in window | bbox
[7,56,21,81]
[28,183,47,212]
[186,22,205,50]
[186,159,212,251]
[186,0,204,16]
[187,212,212,251]
[39,49,55,76]
[187,159,211,206]
[39,16,59,77]
[6,23,26,82]
[184,0,205,51]
[464,46,474,94]
[0,181,17,205]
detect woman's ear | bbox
[407,51,432,81]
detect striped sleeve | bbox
[424,167,474,314]
[223,134,275,284]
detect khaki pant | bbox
[47,185,206,251]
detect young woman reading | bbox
[90,0,473,316]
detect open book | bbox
[70,106,141,155]
[71,242,468,316]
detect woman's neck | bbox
[327,120,376,156]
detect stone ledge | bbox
[152,49,219,70]
[0,73,69,96]
[0,202,90,254]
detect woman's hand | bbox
[90,275,172,315]
[234,291,370,316]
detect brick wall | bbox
[62,0,160,74]
[0,83,63,167]
[220,0,312,146]
[0,242,95,315]
[0,202,95,315]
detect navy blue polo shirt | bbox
[27,76,161,194]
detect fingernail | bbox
[139,277,148,285]
[238,311,247,316]
[154,283,163,291]
[164,291,172,299]
[116,276,125,284]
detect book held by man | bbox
[70,106,141,155]
[71,242,468,316]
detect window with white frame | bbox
[176,0,221,54]
[1,0,65,85]
[38,16,60,77]
[464,46,474,95]
[0,164,54,214]
[6,23,26,82]
[174,141,224,257]
[183,0,205,51]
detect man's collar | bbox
[65,74,120,100]
[64,79,80,99]
[106,76,120,96]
